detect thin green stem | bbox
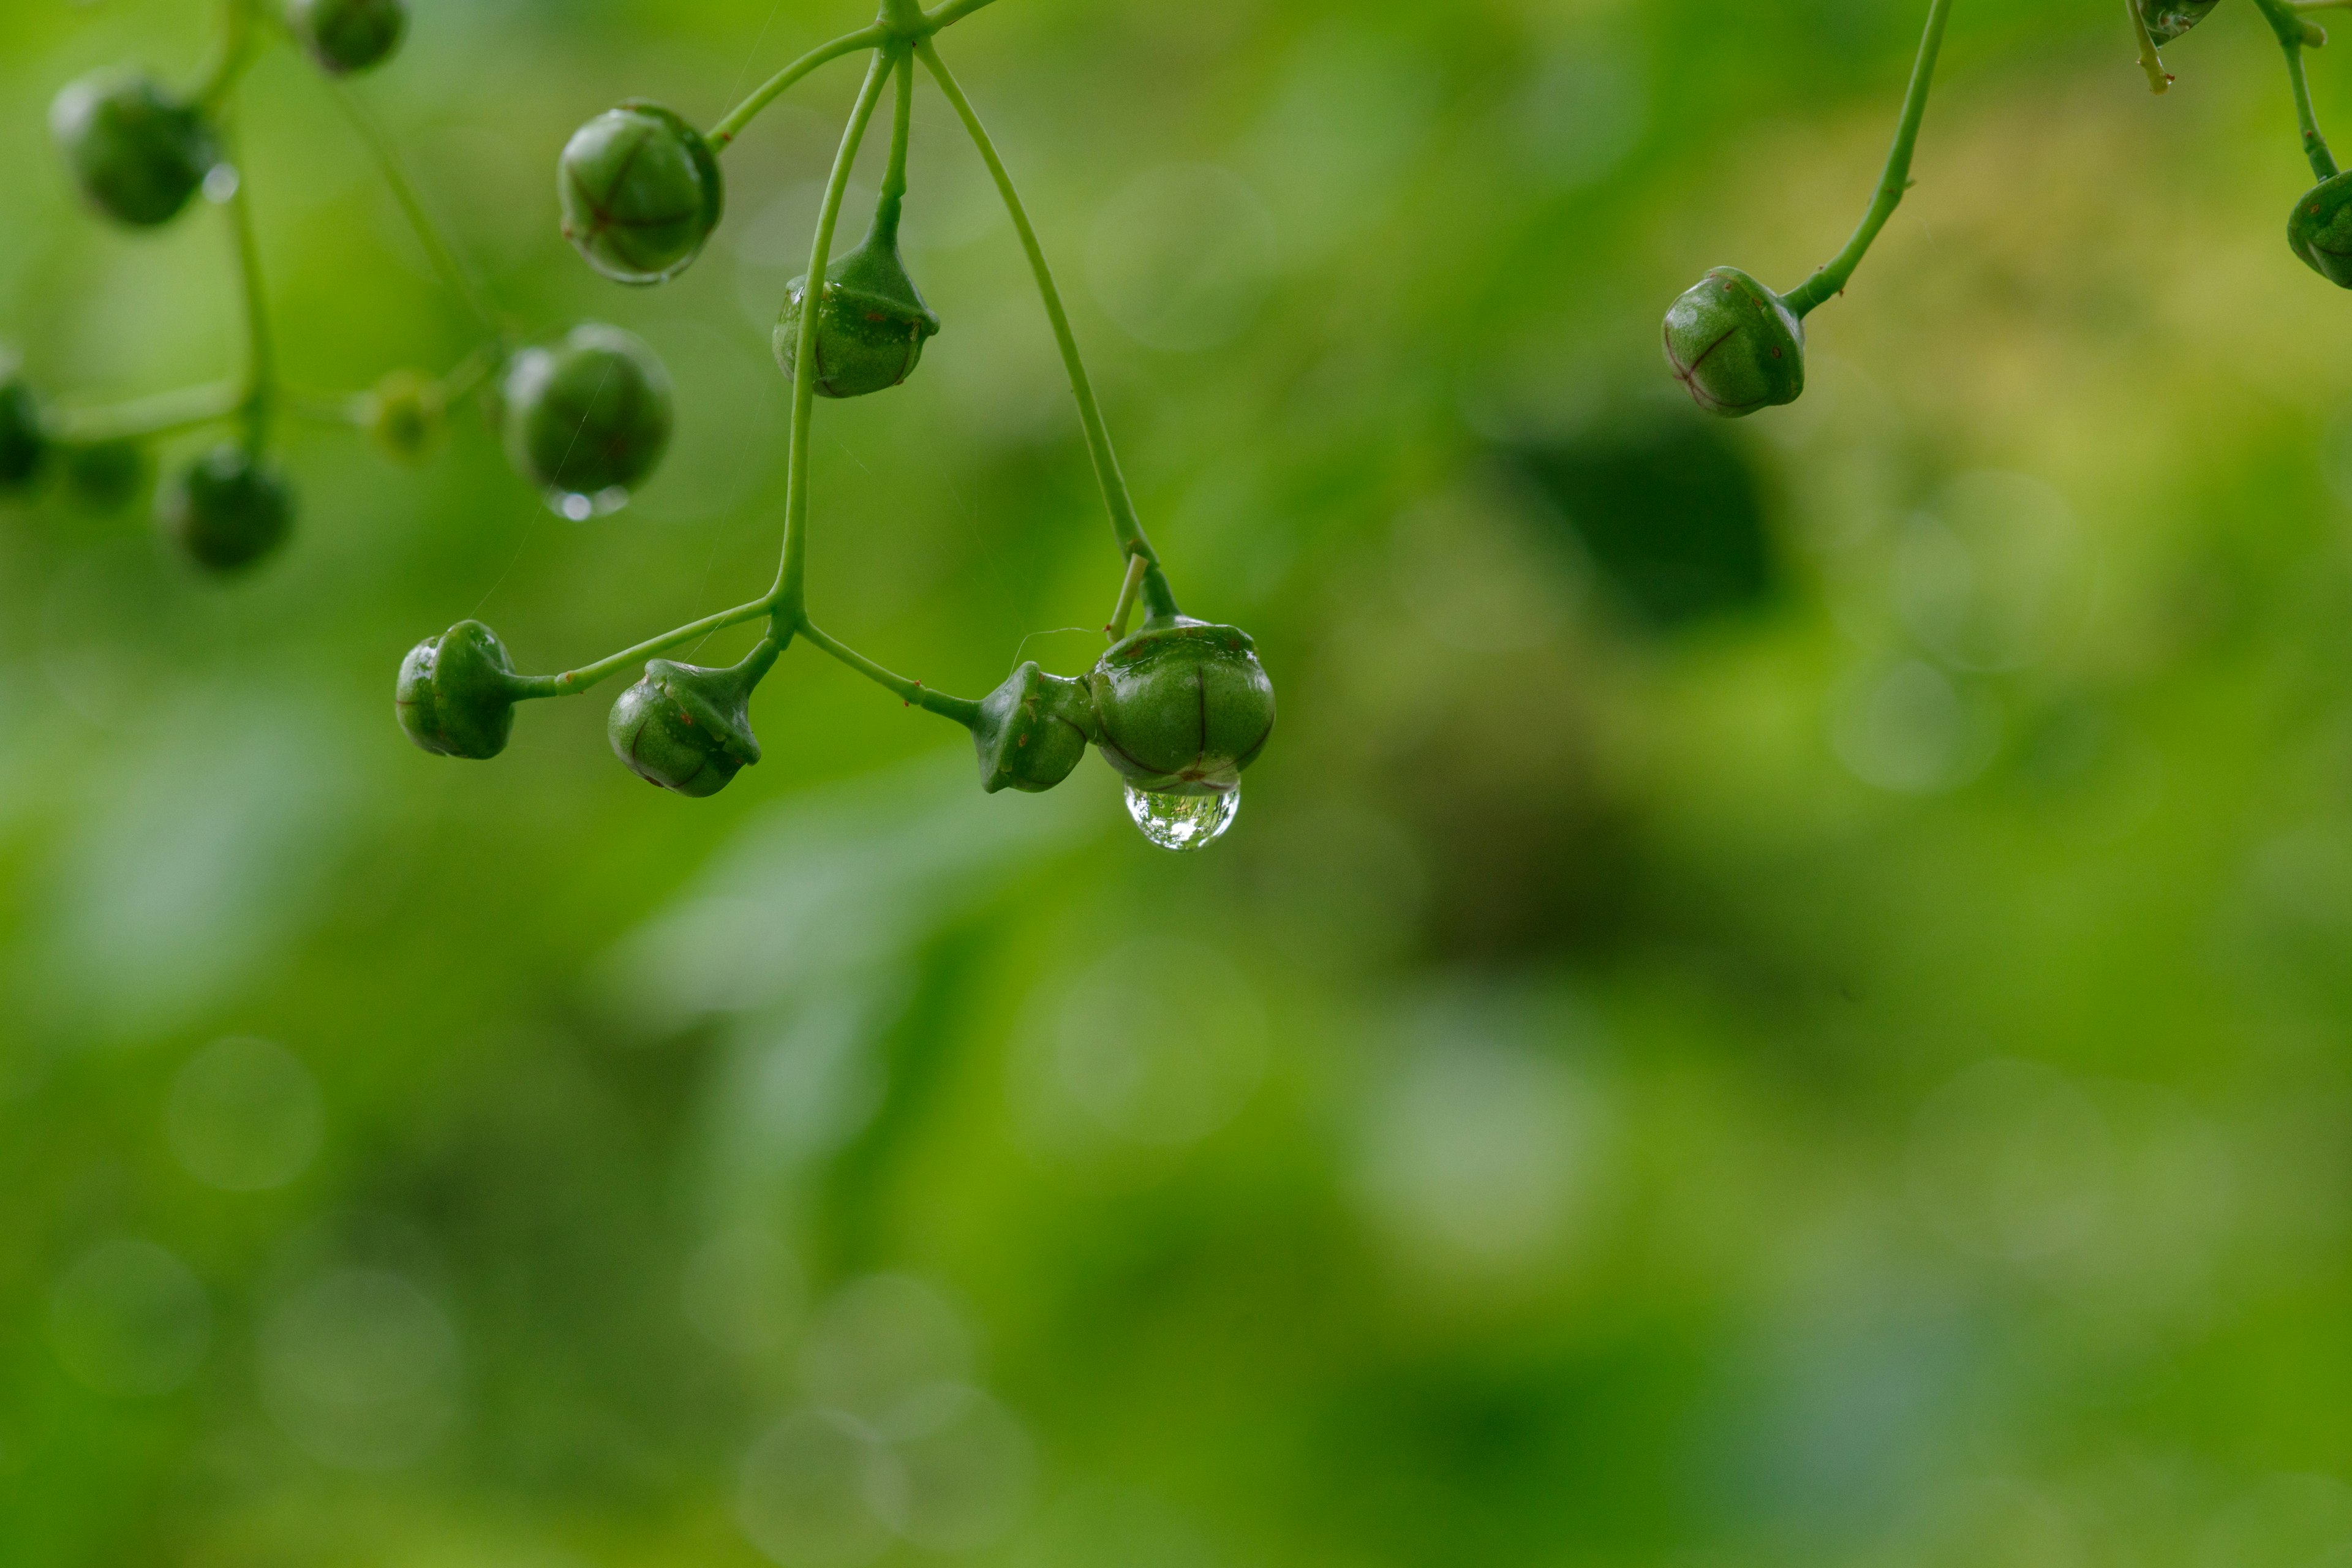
[1106,551,1146,641]
[288,388,370,427]
[798,617,982,725]
[2257,0,2340,177]
[2127,0,2173,94]
[923,0,1003,29]
[873,50,915,247]
[774,48,894,620]
[437,342,499,409]
[326,82,507,336]
[1782,0,1957,318]
[918,37,1181,624]
[222,154,276,453]
[46,382,243,444]
[511,596,780,699]
[193,0,260,110]
[709,26,887,148]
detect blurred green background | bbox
[8,0,2352,1562]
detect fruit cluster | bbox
[7,0,1277,853]
[1664,0,2348,420]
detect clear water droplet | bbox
[546,486,633,521]
[1125,783,1238,852]
[203,164,239,204]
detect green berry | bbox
[501,325,674,508]
[369,369,442,464]
[2139,0,2220,42]
[971,663,1096,794]
[397,620,520,760]
[559,102,724,286]
[774,228,941,399]
[0,356,47,492]
[157,445,293,573]
[607,652,767,798]
[51,72,218,229]
[285,0,409,75]
[1662,266,1806,418]
[62,440,150,513]
[2290,172,2352,287]
[1088,620,1276,794]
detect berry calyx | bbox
[50,72,219,229]
[2290,172,2352,287]
[1088,619,1276,795]
[607,643,775,797]
[285,0,411,76]
[0,356,47,492]
[1662,266,1806,418]
[774,217,941,399]
[2139,0,2220,42]
[368,369,443,464]
[157,444,293,573]
[971,662,1097,794]
[62,440,150,513]
[396,620,521,760]
[501,324,674,511]
[559,102,725,286]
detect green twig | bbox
[221,151,276,452]
[46,382,243,444]
[799,617,981,725]
[326,82,507,337]
[709,26,887,148]
[2128,0,2174,94]
[1106,551,1146,642]
[918,37,1181,624]
[1782,0,1957,317]
[511,596,780,699]
[2257,0,2340,177]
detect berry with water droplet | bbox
[2139,0,2220,42]
[775,215,941,399]
[51,72,217,228]
[608,646,772,797]
[502,324,673,507]
[1125,781,1240,852]
[287,0,410,75]
[369,369,442,464]
[560,102,724,285]
[157,445,293,573]
[1089,619,1276,798]
[0,356,47,492]
[397,620,521,760]
[1662,266,1805,418]
[62,440,149,513]
[2290,173,2352,287]
[971,662,1096,794]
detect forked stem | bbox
[917,37,1182,624]
[1782,0,1957,318]
[2257,0,2340,178]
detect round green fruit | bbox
[1662,266,1805,418]
[0,358,47,491]
[397,620,520,760]
[285,0,410,74]
[559,102,723,285]
[51,72,218,228]
[369,369,442,464]
[774,231,941,399]
[157,445,293,573]
[62,440,149,512]
[608,654,766,797]
[2290,172,2352,287]
[501,325,674,507]
[971,662,1096,794]
[1088,620,1276,794]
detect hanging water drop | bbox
[1125,783,1238,852]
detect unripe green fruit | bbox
[608,656,764,798]
[502,325,674,507]
[775,230,941,399]
[369,369,442,464]
[2290,172,2352,287]
[2140,0,2220,42]
[0,358,46,491]
[559,102,724,285]
[972,662,1096,794]
[157,445,293,573]
[396,620,519,760]
[62,440,150,513]
[1088,620,1276,794]
[51,73,218,229]
[1662,266,1805,418]
[285,0,410,75]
